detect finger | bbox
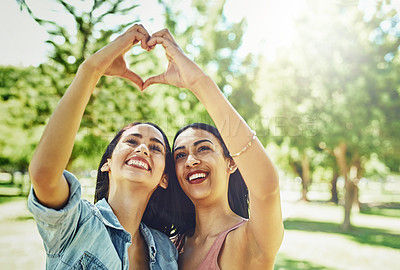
[151,28,175,43]
[123,69,144,90]
[135,24,151,49]
[117,31,148,54]
[148,29,182,53]
[125,24,150,49]
[133,31,149,48]
[147,36,175,51]
[143,73,166,90]
[147,44,156,52]
[126,23,149,37]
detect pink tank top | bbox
[177,220,247,270]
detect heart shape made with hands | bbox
[106,27,198,92]
[117,39,169,91]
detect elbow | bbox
[28,162,61,190]
[28,162,46,187]
[255,176,280,201]
[265,169,280,198]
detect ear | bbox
[227,158,238,174]
[100,160,111,172]
[159,174,168,189]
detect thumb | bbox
[143,73,166,90]
[123,69,144,90]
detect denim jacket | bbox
[28,170,178,270]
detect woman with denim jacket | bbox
[28,24,178,269]
[143,29,284,269]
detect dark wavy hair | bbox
[169,123,249,234]
[95,122,176,237]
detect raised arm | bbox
[29,24,150,209]
[144,29,283,256]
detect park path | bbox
[1,197,399,270]
[0,198,46,269]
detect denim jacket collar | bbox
[95,198,125,231]
[95,198,157,260]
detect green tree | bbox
[157,0,261,136]
[0,66,57,172]
[259,0,400,229]
[17,0,150,170]
[11,0,262,172]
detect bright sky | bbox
[1,0,399,66]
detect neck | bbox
[108,183,154,237]
[192,198,243,238]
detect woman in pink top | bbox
[143,29,284,269]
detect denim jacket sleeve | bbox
[27,170,84,255]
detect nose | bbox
[135,143,149,156]
[185,154,200,167]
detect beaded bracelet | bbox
[230,130,257,158]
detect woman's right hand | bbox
[83,24,151,89]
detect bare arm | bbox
[29,24,150,209]
[144,29,283,255]
[190,78,284,256]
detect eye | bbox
[126,139,138,146]
[150,144,162,153]
[198,145,211,152]
[174,152,186,160]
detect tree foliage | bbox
[2,0,260,172]
[258,0,400,228]
[156,0,261,135]
[0,66,56,171]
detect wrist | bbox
[191,74,213,93]
[78,59,103,82]
[191,75,221,100]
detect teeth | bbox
[189,173,206,181]
[127,159,149,170]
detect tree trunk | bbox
[301,152,311,201]
[342,178,356,230]
[333,142,352,230]
[330,171,339,204]
[350,154,362,212]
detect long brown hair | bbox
[95,122,177,236]
[169,123,249,234]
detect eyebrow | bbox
[174,139,213,152]
[127,133,165,149]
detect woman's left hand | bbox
[84,24,151,89]
[142,29,207,92]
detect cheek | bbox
[112,144,129,157]
[155,156,166,171]
[175,163,185,179]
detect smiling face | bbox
[173,128,231,202]
[105,124,168,190]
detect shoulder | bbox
[148,226,175,246]
[145,225,178,260]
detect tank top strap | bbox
[198,219,247,270]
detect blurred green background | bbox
[0,0,399,269]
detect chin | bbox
[185,189,211,202]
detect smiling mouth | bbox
[126,159,150,171]
[187,172,209,184]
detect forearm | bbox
[193,75,283,253]
[29,63,101,188]
[192,76,279,198]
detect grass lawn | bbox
[0,193,399,269]
[276,200,400,270]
